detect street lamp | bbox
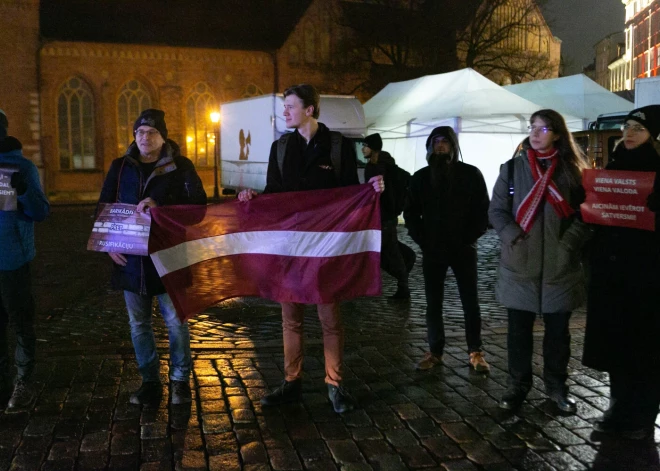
[210,111,221,200]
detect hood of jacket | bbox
[378,150,396,167]
[425,126,460,163]
[0,136,23,154]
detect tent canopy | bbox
[505,74,634,125]
[364,68,545,137]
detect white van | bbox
[220,94,367,192]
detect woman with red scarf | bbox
[489,109,590,413]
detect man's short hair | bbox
[283,84,320,119]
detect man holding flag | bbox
[238,84,384,414]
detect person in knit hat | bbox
[404,126,490,373]
[98,108,207,407]
[583,104,660,439]
[362,133,414,300]
[0,109,50,410]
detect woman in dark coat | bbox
[583,105,660,440]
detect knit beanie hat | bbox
[0,109,7,140]
[363,133,382,152]
[133,108,168,139]
[626,105,660,141]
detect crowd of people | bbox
[2,85,659,441]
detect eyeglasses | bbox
[621,123,647,133]
[528,125,553,134]
[135,129,160,138]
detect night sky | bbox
[540,0,626,74]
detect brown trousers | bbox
[281,302,343,386]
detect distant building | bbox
[593,32,625,90]
[619,0,660,89]
[0,0,560,202]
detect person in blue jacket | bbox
[0,109,50,410]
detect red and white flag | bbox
[149,184,382,321]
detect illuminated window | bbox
[117,80,153,156]
[57,77,96,170]
[185,82,217,167]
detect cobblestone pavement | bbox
[0,205,658,470]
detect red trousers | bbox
[281,302,343,386]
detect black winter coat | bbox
[263,123,359,193]
[583,141,660,373]
[364,151,399,224]
[404,162,489,254]
[98,140,207,296]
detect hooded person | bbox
[583,104,660,439]
[0,109,50,410]
[362,133,414,300]
[404,126,491,372]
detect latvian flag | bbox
[149,184,382,321]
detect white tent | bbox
[364,68,561,195]
[505,74,634,128]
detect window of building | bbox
[289,45,300,65]
[241,84,264,98]
[57,77,96,170]
[117,80,153,156]
[185,82,217,168]
[304,23,315,64]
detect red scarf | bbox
[515,148,574,233]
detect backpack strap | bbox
[507,158,515,209]
[329,131,343,181]
[277,133,291,178]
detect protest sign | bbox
[581,169,656,231]
[0,166,18,211]
[87,203,151,255]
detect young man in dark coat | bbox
[363,133,412,299]
[238,85,384,413]
[98,109,207,406]
[404,126,490,372]
[0,110,50,409]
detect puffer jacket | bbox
[0,137,49,271]
[489,145,591,314]
[98,140,207,296]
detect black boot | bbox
[499,388,527,410]
[327,383,355,414]
[548,392,577,413]
[388,286,410,300]
[261,379,302,406]
[129,382,162,405]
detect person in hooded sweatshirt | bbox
[0,109,50,410]
[404,126,490,372]
[363,133,413,300]
[583,105,660,439]
[489,109,590,414]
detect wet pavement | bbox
[0,205,658,470]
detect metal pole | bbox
[213,124,220,200]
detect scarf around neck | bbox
[515,147,574,233]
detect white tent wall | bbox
[380,131,527,197]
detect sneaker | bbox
[548,392,577,413]
[416,352,442,370]
[499,388,527,410]
[7,380,34,409]
[327,383,355,414]
[469,351,490,372]
[260,379,302,406]
[129,381,162,405]
[171,380,192,405]
[388,286,411,300]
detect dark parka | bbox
[489,142,591,314]
[364,151,399,224]
[582,140,660,374]
[404,158,489,253]
[263,123,359,194]
[98,140,207,296]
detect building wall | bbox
[624,0,660,88]
[0,0,41,168]
[39,42,274,200]
[594,32,625,89]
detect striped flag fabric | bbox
[149,184,382,321]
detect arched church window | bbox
[185,82,217,167]
[241,84,265,98]
[117,80,153,156]
[57,77,96,170]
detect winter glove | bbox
[647,192,660,212]
[10,171,27,196]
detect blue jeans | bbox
[124,291,191,383]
